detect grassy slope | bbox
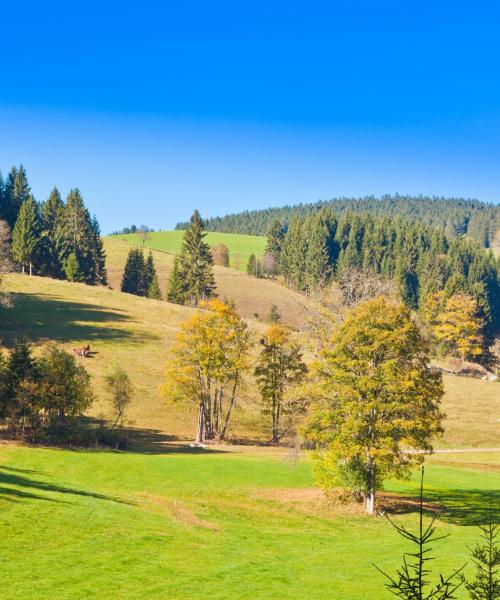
[112,230,267,271]
[104,236,309,328]
[0,444,498,599]
[1,273,499,448]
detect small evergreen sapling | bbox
[463,507,500,600]
[375,468,465,599]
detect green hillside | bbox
[111,230,266,271]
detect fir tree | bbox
[62,189,95,284]
[121,247,146,296]
[63,253,81,282]
[265,219,285,261]
[38,187,65,277]
[463,508,500,600]
[247,253,262,277]
[144,251,156,291]
[11,196,40,275]
[147,273,162,299]
[89,216,108,285]
[3,165,30,228]
[166,256,187,303]
[178,210,215,305]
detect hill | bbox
[103,235,309,328]
[177,195,500,248]
[1,274,498,449]
[109,230,266,271]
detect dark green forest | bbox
[0,165,107,285]
[177,195,500,248]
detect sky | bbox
[1,0,500,233]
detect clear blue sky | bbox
[1,0,499,232]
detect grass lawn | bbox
[0,444,497,599]
[110,230,267,271]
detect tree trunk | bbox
[364,460,376,515]
[196,404,204,443]
[29,261,32,276]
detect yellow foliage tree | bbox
[162,299,251,443]
[304,297,444,515]
[433,293,484,360]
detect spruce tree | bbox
[62,189,94,284]
[121,247,146,295]
[265,219,285,262]
[463,509,500,600]
[166,256,186,303]
[11,196,40,275]
[147,273,162,299]
[38,187,65,277]
[89,216,108,285]
[178,210,215,305]
[3,165,30,228]
[63,253,82,282]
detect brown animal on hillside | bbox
[72,344,91,358]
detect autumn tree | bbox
[254,325,307,442]
[211,243,230,267]
[433,293,485,360]
[163,299,251,442]
[105,366,133,429]
[304,296,444,515]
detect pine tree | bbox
[166,256,187,303]
[463,509,500,600]
[38,187,65,277]
[247,253,261,277]
[3,165,30,228]
[89,216,108,285]
[265,219,285,262]
[63,253,82,282]
[147,273,162,299]
[144,251,156,291]
[178,210,216,305]
[121,247,146,295]
[11,196,40,275]
[62,189,95,284]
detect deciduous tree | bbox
[304,297,444,514]
[163,299,251,442]
[254,325,307,442]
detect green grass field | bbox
[0,444,498,599]
[111,230,266,271]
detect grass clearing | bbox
[0,444,497,599]
[110,230,267,271]
[103,236,310,327]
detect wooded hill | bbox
[177,194,500,248]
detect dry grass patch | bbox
[138,493,219,530]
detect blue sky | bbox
[1,0,499,232]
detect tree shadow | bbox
[0,292,159,346]
[123,427,229,455]
[0,466,134,505]
[382,488,500,526]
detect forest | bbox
[0,165,107,285]
[177,194,500,248]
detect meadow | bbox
[0,443,497,599]
[112,230,267,271]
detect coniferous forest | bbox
[177,194,500,248]
[0,165,107,285]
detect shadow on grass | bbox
[0,292,160,346]
[0,466,133,505]
[383,488,500,526]
[124,427,229,455]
